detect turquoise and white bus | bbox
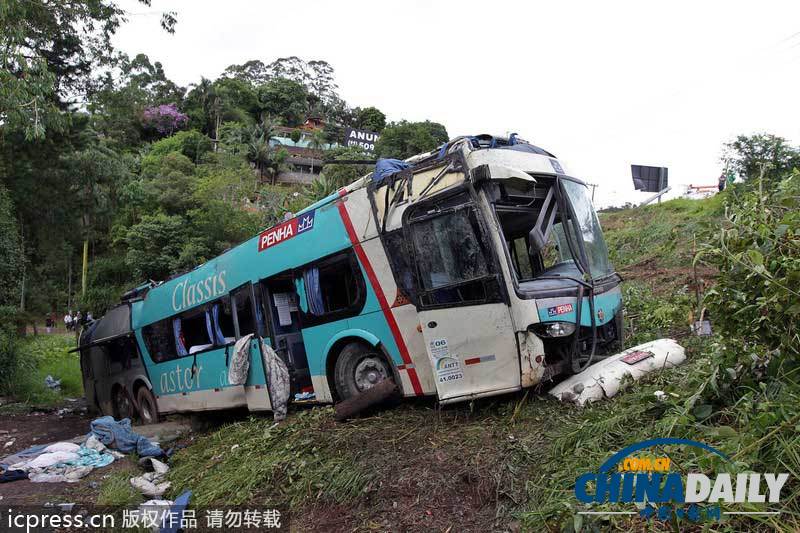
[78,134,626,422]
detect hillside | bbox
[92,194,779,532]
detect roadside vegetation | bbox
[0,334,82,409]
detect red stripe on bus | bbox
[336,190,423,396]
[464,357,481,366]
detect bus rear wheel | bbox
[113,387,134,420]
[334,342,394,401]
[136,387,161,425]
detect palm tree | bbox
[306,130,327,175]
[246,116,286,186]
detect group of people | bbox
[62,310,93,332]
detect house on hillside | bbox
[269,118,338,185]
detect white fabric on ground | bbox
[43,442,80,454]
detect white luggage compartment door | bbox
[418,301,520,401]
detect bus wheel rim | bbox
[354,357,388,391]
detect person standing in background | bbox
[64,311,73,331]
[718,173,727,192]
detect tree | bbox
[256,78,308,127]
[306,130,328,175]
[357,107,386,132]
[122,213,190,280]
[245,117,289,185]
[0,0,176,140]
[319,146,374,190]
[375,120,449,159]
[722,134,800,184]
[0,185,22,307]
[142,104,189,137]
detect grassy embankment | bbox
[0,333,82,410]
[157,195,787,531]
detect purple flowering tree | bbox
[142,104,189,136]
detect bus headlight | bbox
[529,322,576,338]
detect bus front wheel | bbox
[136,387,161,425]
[334,342,394,401]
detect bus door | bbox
[405,198,522,402]
[230,283,272,411]
[259,273,312,395]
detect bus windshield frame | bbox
[487,174,615,288]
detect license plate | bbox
[621,350,654,365]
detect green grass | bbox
[1,333,83,406]
[167,408,377,508]
[97,470,143,507]
[601,195,724,270]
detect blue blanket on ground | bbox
[89,416,163,457]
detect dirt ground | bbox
[0,403,106,506]
[0,403,188,508]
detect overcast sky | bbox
[113,0,800,207]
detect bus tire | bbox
[113,386,135,421]
[136,387,161,425]
[333,342,394,401]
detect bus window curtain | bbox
[294,277,308,314]
[211,304,226,345]
[204,308,218,346]
[173,318,188,356]
[304,267,324,316]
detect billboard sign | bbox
[631,165,668,193]
[344,128,380,153]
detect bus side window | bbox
[211,297,236,344]
[383,229,418,305]
[232,286,256,338]
[302,250,365,323]
[176,306,213,355]
[142,319,179,363]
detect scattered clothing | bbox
[24,451,79,469]
[9,443,114,483]
[0,469,27,483]
[0,444,47,469]
[228,334,253,386]
[43,442,80,454]
[130,457,171,497]
[261,340,290,421]
[294,392,315,401]
[89,416,164,457]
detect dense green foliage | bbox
[0,334,82,407]
[702,173,800,356]
[375,120,449,159]
[0,3,450,327]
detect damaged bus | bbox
[79,133,638,421]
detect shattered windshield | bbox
[561,179,612,278]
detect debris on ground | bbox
[334,378,399,421]
[4,440,115,483]
[89,416,164,457]
[130,458,171,497]
[44,375,61,391]
[548,338,686,406]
